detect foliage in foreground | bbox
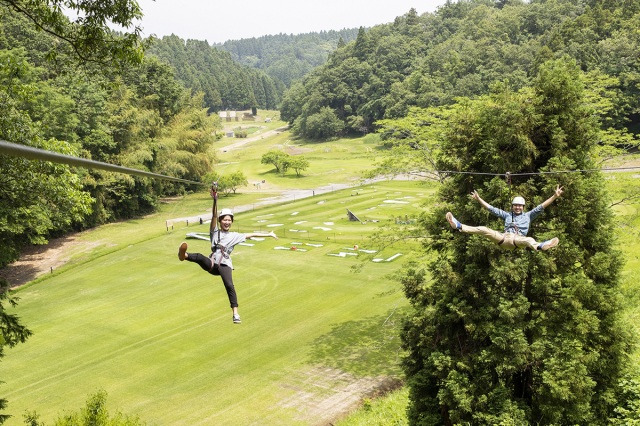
[0,279,31,424]
[0,10,221,267]
[401,59,632,424]
[23,390,142,426]
[337,387,409,426]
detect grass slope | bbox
[2,180,431,425]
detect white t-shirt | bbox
[209,228,246,269]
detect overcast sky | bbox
[131,0,447,44]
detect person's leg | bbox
[216,265,241,323]
[447,212,511,245]
[459,225,506,244]
[184,251,213,272]
[513,235,538,250]
[512,235,559,250]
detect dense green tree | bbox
[281,0,640,142]
[0,73,93,267]
[260,150,290,174]
[147,35,280,112]
[401,59,630,425]
[0,0,148,68]
[0,5,221,228]
[215,29,358,88]
[219,171,248,195]
[292,106,344,140]
[289,156,309,177]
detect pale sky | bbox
[131,0,448,44]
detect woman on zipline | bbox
[178,184,278,324]
[446,185,564,251]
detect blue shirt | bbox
[487,204,544,236]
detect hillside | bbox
[214,29,359,88]
[281,1,640,140]
[147,35,281,112]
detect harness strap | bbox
[209,244,231,270]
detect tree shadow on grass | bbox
[307,306,409,379]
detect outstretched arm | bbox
[541,185,564,209]
[210,184,218,233]
[471,190,492,210]
[245,231,278,240]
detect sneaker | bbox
[538,237,559,251]
[178,242,188,261]
[446,212,462,230]
[232,314,241,324]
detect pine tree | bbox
[401,59,630,424]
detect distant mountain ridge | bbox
[147,29,359,113]
[213,29,359,88]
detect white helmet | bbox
[512,196,526,206]
[218,208,234,221]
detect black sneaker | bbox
[178,242,187,261]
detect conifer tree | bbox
[401,59,630,424]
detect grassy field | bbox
[3,112,639,424]
[2,178,432,425]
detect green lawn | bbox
[4,118,639,425]
[2,180,431,425]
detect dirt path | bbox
[221,126,288,152]
[165,175,417,226]
[0,234,102,288]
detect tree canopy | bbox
[401,58,630,425]
[0,7,221,268]
[281,1,640,142]
[0,0,148,68]
[147,35,280,112]
[214,29,359,88]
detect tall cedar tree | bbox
[401,59,630,424]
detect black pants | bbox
[186,253,238,308]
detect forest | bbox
[214,29,359,88]
[281,0,640,145]
[147,35,281,112]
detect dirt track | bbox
[221,126,288,152]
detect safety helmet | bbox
[218,208,234,221]
[512,196,526,206]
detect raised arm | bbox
[471,190,492,210]
[210,183,218,233]
[541,185,564,209]
[245,231,278,240]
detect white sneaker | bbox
[539,237,559,251]
[232,314,241,324]
[446,212,462,230]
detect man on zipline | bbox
[178,184,278,324]
[446,185,564,251]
